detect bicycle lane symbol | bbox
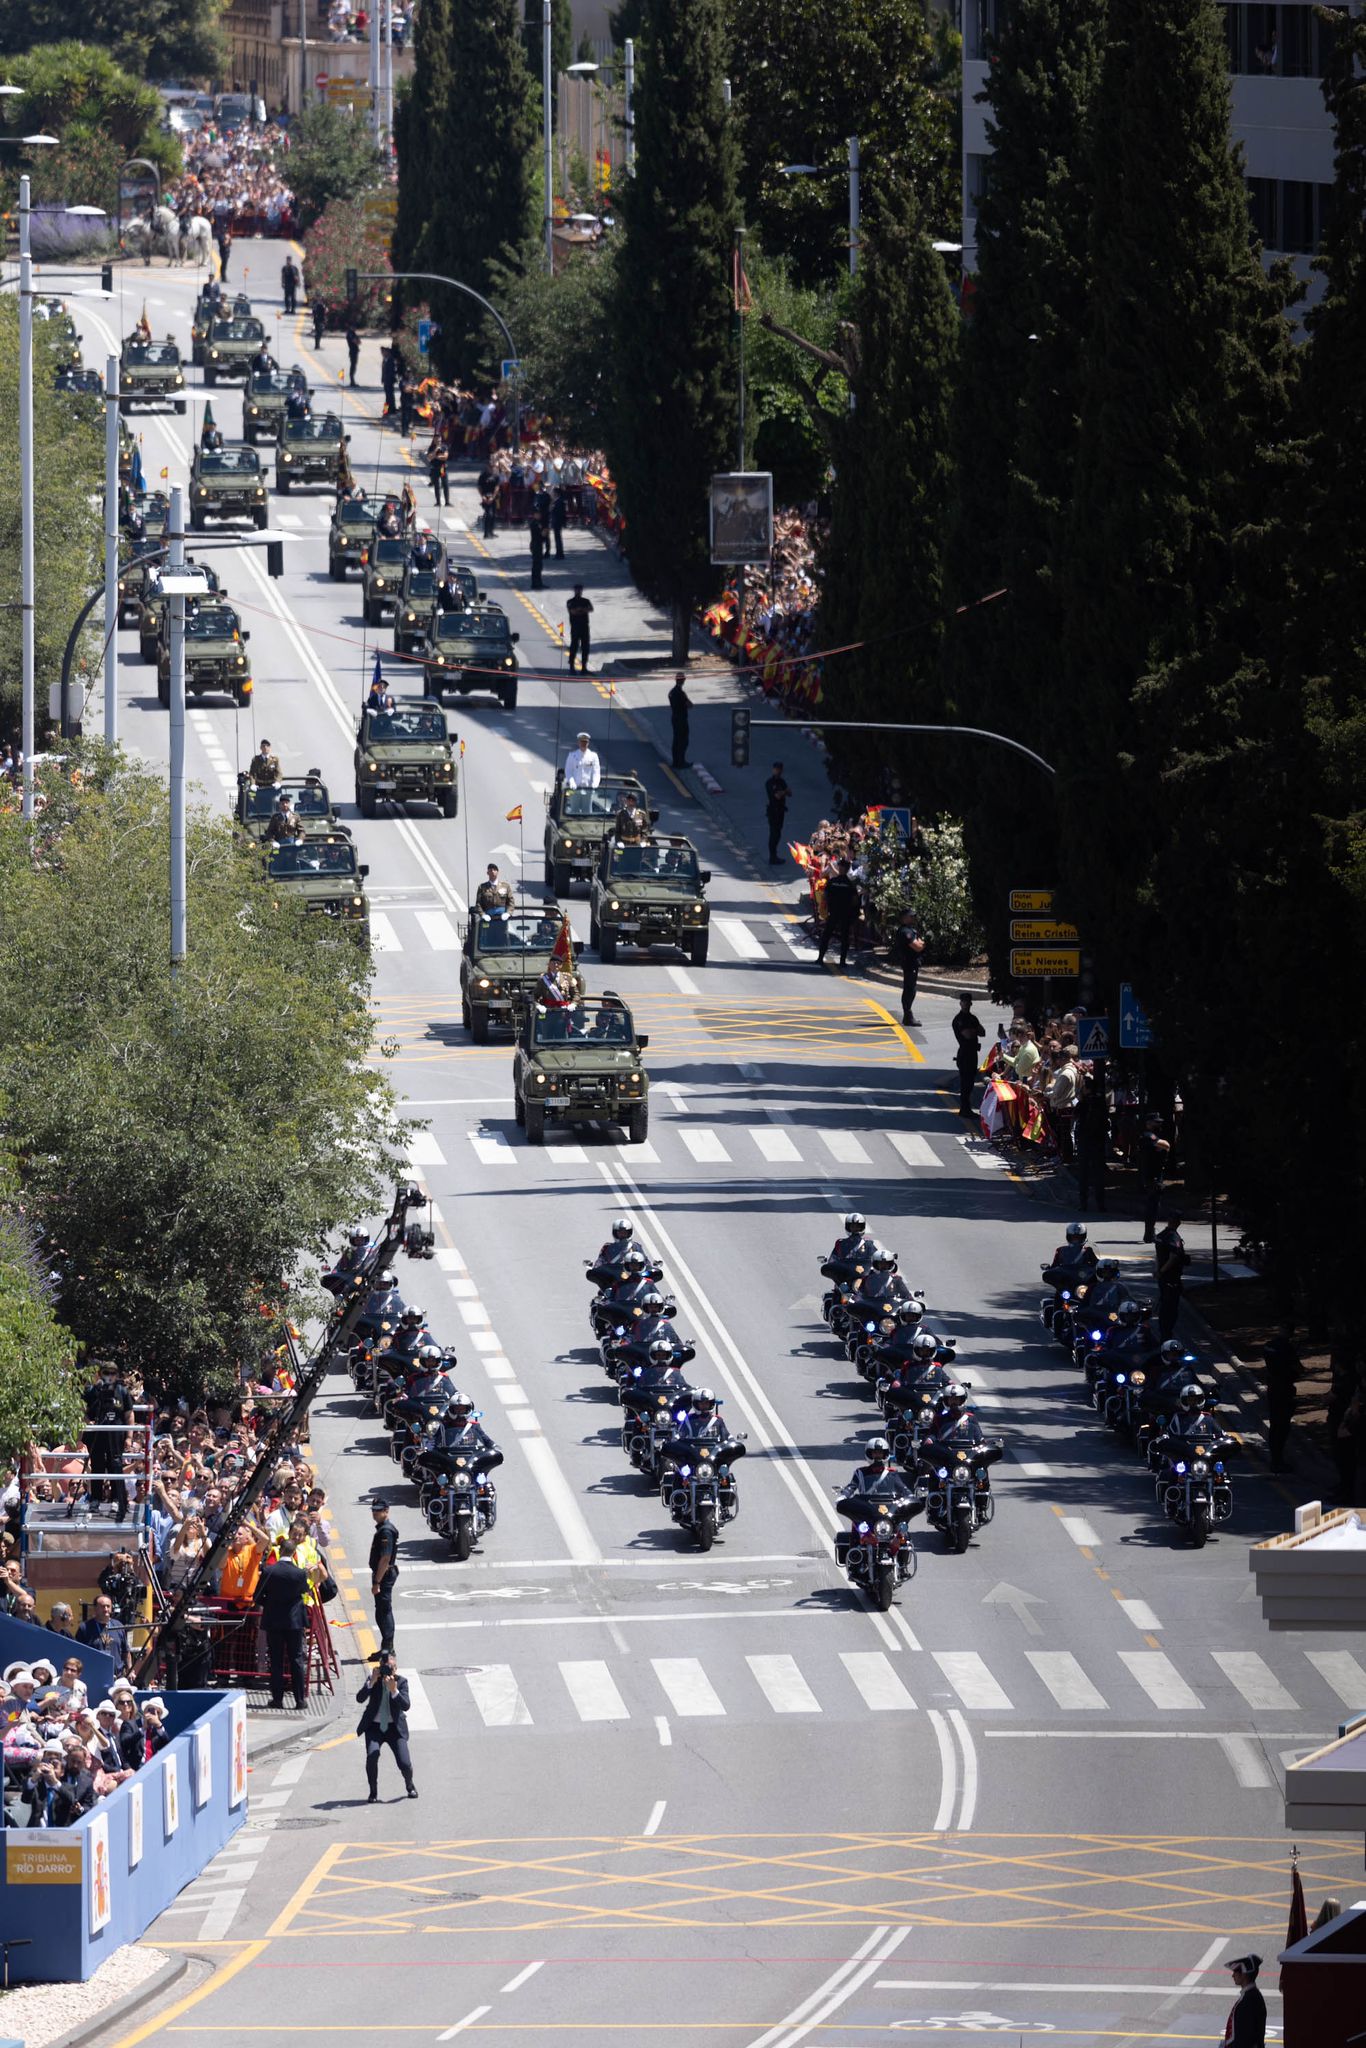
[892,2018,1055,2035]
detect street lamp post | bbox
[624,37,636,174]
[103,351,120,743]
[166,485,187,968]
[848,134,860,276]
[352,267,521,445]
[383,2,394,156]
[18,174,35,820]
[543,0,554,273]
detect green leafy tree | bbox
[0,3,224,82]
[0,764,408,1404]
[816,178,959,807]
[523,0,573,110]
[746,250,850,496]
[286,102,384,232]
[0,42,180,220]
[423,0,535,373]
[726,0,957,288]
[607,0,738,660]
[486,243,616,443]
[0,1144,82,1463]
[1056,0,1294,989]
[393,0,454,286]
[303,195,394,323]
[0,300,103,734]
[944,0,1105,986]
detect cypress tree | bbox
[606,0,738,661]
[392,0,453,284]
[944,0,1104,983]
[817,177,959,808]
[1056,0,1293,990]
[426,0,536,373]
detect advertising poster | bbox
[163,1750,180,1836]
[230,1695,248,1808]
[194,1723,212,1807]
[129,1777,144,1868]
[88,1809,112,1934]
[709,472,774,566]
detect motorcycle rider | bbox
[323,1227,371,1296]
[872,1301,931,1372]
[673,1388,726,1441]
[824,1213,877,1278]
[589,1217,642,1278]
[841,1436,903,1496]
[593,1247,656,1334]
[919,1385,1004,1466]
[1042,1221,1097,1292]
[610,1293,687,1374]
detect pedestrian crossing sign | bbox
[1075,1013,1110,1058]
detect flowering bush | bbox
[301,196,393,325]
[864,815,983,965]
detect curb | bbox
[47,1953,191,2048]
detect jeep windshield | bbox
[337,499,382,529]
[561,785,638,820]
[366,708,447,743]
[185,610,239,639]
[284,416,342,443]
[199,449,261,475]
[250,372,292,396]
[403,572,438,603]
[267,843,358,878]
[211,320,265,342]
[474,912,562,954]
[124,343,179,367]
[245,782,330,820]
[371,539,409,567]
[532,1003,634,1046]
[609,844,700,884]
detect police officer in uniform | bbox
[368,1499,400,1654]
[475,863,515,914]
[1154,1212,1189,1339]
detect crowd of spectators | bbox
[167,121,298,239]
[700,504,825,703]
[328,0,415,43]
[2,1659,171,1829]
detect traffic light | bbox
[345,266,358,305]
[730,706,750,768]
[100,263,113,293]
[266,541,284,579]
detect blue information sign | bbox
[1119,984,1155,1051]
[1074,1014,1111,1058]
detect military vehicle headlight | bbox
[281,451,292,463]
[476,977,491,989]
[609,899,620,911]
[374,575,386,588]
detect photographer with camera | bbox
[355,1649,416,1803]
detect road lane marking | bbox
[437,2008,491,2040]
[749,1925,910,2048]
[1118,1598,1162,1631]
[885,1131,941,1168]
[747,1653,821,1713]
[1212,1650,1298,1711]
[1181,1937,1231,1985]
[750,1126,801,1163]
[822,1131,870,1165]
[840,1651,916,1712]
[642,1799,667,1837]
[1119,1650,1204,1710]
[1025,1651,1106,1710]
[518,1436,601,1564]
[499,1961,544,1995]
[655,1714,671,1746]
[415,909,459,950]
[406,1131,445,1166]
[666,965,699,993]
[1306,1649,1366,1705]
[715,914,765,959]
[468,1131,515,1166]
[652,1656,725,1716]
[560,1660,629,1722]
[545,1142,588,1164]
[466,1665,532,1725]
[948,1708,979,1829]
[404,1670,437,1732]
[933,1651,1012,1711]
[1217,1733,1273,1787]
[679,1126,729,1164]
[368,911,402,951]
[1060,1515,1102,1548]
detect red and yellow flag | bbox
[548,914,574,975]
[505,803,523,822]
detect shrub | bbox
[302,197,393,326]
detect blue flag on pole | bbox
[372,651,383,690]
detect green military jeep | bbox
[353,695,458,818]
[590,833,712,966]
[138,559,225,662]
[191,286,245,368]
[265,836,371,945]
[117,536,164,625]
[421,603,519,710]
[328,495,383,581]
[460,904,585,1044]
[513,994,650,1146]
[361,535,412,624]
[156,601,252,707]
[235,772,349,844]
[190,444,269,529]
[543,773,652,896]
[119,336,186,414]
[203,315,267,385]
[276,412,345,493]
[242,370,296,443]
[40,301,82,368]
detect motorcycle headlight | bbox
[1131,1371,1145,1386]
[453,1473,471,1489]
[1192,1459,1208,1477]
[875,1518,892,1538]
[696,1461,714,1481]
[953,1464,970,1480]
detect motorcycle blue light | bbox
[632,1366,642,1378]
[679,1464,691,1478]
[856,1521,870,1535]
[1174,1460,1187,1474]
[1215,1461,1225,1473]
[1115,1373,1126,1385]
[1061,1290,1071,1300]
[1090,1329,1102,1341]
[937,1466,948,1479]
[865,1320,876,1331]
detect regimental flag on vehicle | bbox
[548,914,574,977]
[505,804,523,822]
[372,651,383,690]
[137,304,151,340]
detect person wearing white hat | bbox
[563,732,600,788]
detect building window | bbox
[1221,3,1337,79]
[1246,176,1335,253]
[965,0,1013,62]
[1246,175,1279,246]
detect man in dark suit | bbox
[1222,1954,1267,2045]
[356,1651,417,1802]
[255,1540,310,1710]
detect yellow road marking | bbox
[103,1938,266,2048]
[314,1730,357,1751]
[265,1838,349,1938]
[859,996,925,1065]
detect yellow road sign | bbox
[1010,947,1080,978]
[1010,918,1080,944]
[1008,889,1055,913]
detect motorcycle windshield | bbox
[836,1482,918,1524]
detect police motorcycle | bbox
[1039,1222,1099,1335]
[344,1270,408,1390]
[839,1248,917,1363]
[877,1345,959,1466]
[852,1282,928,1381]
[618,1341,700,1474]
[413,1393,504,1559]
[910,1387,1004,1554]
[368,1305,434,1414]
[323,1227,372,1298]
[655,1389,747,1550]
[834,1439,924,1611]
[820,1213,879,1331]
[1150,1387,1236,1547]
[1052,1257,1124,1356]
[872,1318,957,1402]
[591,1253,671,1348]
[1081,1298,1156,1394]
[385,1343,456,1454]
[604,1294,695,1381]
[585,1217,663,1293]
[1134,1344,1210,1466]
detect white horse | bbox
[183,214,214,268]
[124,205,181,265]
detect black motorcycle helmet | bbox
[870,1247,896,1273]
[647,1338,674,1366]
[844,1211,866,1235]
[622,1247,647,1276]
[1094,1257,1120,1280]
[611,1217,633,1242]
[1118,1299,1140,1326]
[1159,1338,1185,1367]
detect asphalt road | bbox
[62,247,1362,2048]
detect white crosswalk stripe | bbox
[1026,1652,1107,1711]
[1120,1651,1203,1711]
[467,1665,532,1726]
[1305,1650,1366,1708]
[822,1131,870,1165]
[1211,1651,1298,1711]
[545,1143,589,1165]
[415,910,459,950]
[369,912,402,952]
[714,915,766,960]
[767,916,819,961]
[680,1128,729,1165]
[933,1652,1012,1710]
[653,1657,725,1717]
[750,1126,800,1163]
[615,1139,659,1163]
[406,1131,446,1166]
[747,1654,821,1714]
[560,1661,629,1722]
[884,1132,942,1168]
[840,1652,916,1712]
[469,1131,515,1167]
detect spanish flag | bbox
[548,914,574,974]
[505,804,523,822]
